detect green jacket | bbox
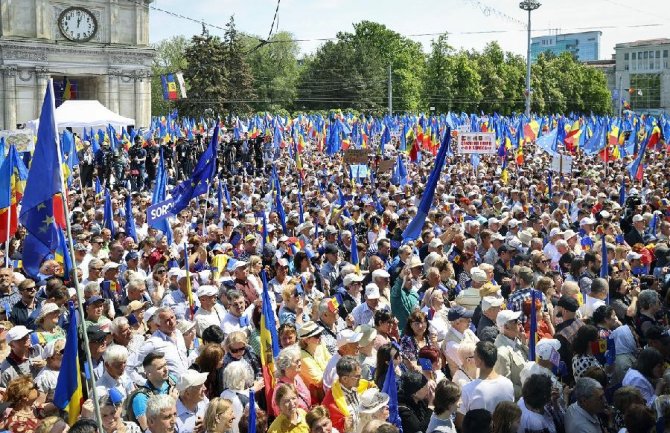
[390,277,419,332]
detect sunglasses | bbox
[21,287,37,292]
[230,346,245,354]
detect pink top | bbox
[271,375,312,415]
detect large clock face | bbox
[58,7,97,42]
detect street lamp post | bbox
[520,0,541,118]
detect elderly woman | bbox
[298,321,330,404]
[34,303,66,344]
[220,361,255,433]
[622,347,666,406]
[99,390,142,433]
[223,330,262,379]
[268,384,310,433]
[203,398,236,433]
[452,341,477,387]
[357,389,390,433]
[272,345,311,414]
[0,375,44,433]
[35,338,66,400]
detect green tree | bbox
[178,26,228,118]
[296,21,426,112]
[150,36,188,116]
[222,16,256,114]
[242,31,300,111]
[422,34,456,113]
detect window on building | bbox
[624,53,629,60]
[664,50,668,58]
[630,73,661,110]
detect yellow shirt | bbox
[267,409,310,433]
[300,343,331,402]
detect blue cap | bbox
[108,388,124,405]
[447,305,474,321]
[125,251,139,262]
[85,295,104,307]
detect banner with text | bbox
[456,132,496,154]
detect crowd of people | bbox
[0,113,669,433]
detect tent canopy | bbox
[28,100,135,130]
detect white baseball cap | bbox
[364,284,380,300]
[482,296,504,311]
[6,325,32,343]
[197,285,218,298]
[343,273,364,287]
[470,267,488,283]
[496,310,521,328]
[176,370,208,392]
[336,329,363,347]
[632,214,644,223]
[371,269,390,279]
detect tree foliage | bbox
[153,21,613,116]
[178,27,228,118]
[296,21,426,113]
[241,31,300,112]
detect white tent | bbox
[28,100,135,130]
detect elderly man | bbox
[476,296,503,340]
[0,266,20,307]
[322,356,375,433]
[351,284,384,327]
[193,285,226,337]
[494,309,529,400]
[579,277,608,319]
[0,325,42,387]
[316,298,345,355]
[162,272,201,320]
[146,395,178,433]
[442,306,479,377]
[135,307,189,377]
[565,378,607,433]
[323,329,362,390]
[175,370,209,433]
[95,344,136,399]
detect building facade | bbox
[0,0,154,130]
[531,31,601,62]
[614,39,670,114]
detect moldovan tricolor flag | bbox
[161,74,179,101]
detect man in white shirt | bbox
[351,284,383,327]
[221,290,253,336]
[95,344,136,400]
[135,307,190,377]
[543,228,564,269]
[193,285,226,337]
[579,278,608,319]
[442,306,479,377]
[456,341,514,430]
[175,370,209,433]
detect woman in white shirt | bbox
[622,347,666,406]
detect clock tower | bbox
[0,0,154,129]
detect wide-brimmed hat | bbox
[359,389,390,414]
[297,321,323,339]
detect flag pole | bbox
[4,166,11,266]
[201,185,210,236]
[49,79,104,430]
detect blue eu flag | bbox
[19,80,63,278]
[171,126,219,215]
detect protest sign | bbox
[343,148,369,164]
[551,154,573,174]
[456,132,496,154]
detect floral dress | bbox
[0,407,41,433]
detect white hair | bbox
[222,360,253,391]
[103,344,129,363]
[275,345,301,376]
[146,394,175,420]
[110,316,129,335]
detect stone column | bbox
[133,71,141,126]
[35,67,49,117]
[109,69,120,113]
[3,66,17,129]
[98,73,110,108]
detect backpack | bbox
[124,376,176,424]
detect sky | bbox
[148,0,669,59]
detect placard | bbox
[456,132,496,154]
[343,148,369,164]
[377,159,395,172]
[146,197,175,224]
[551,154,573,174]
[0,129,34,153]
